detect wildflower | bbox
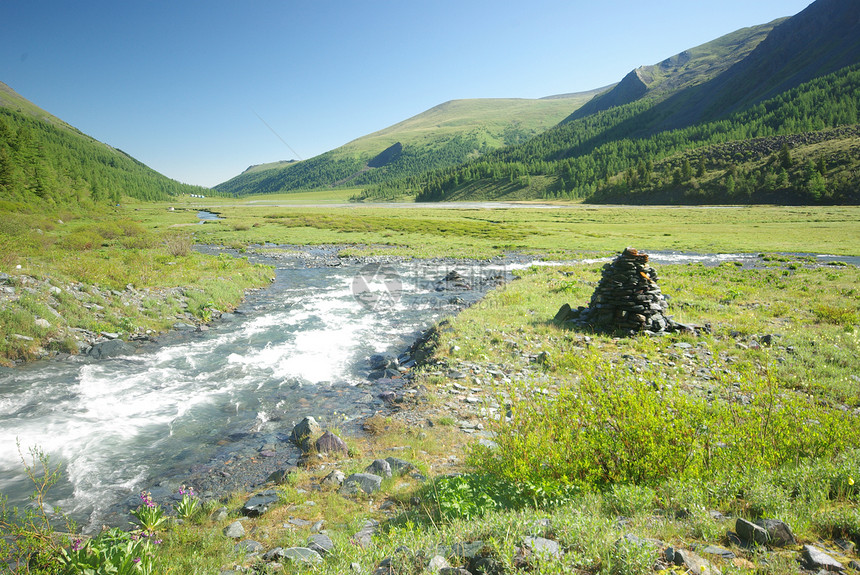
[139,491,156,508]
[133,557,141,564]
[850,477,855,486]
[71,538,83,552]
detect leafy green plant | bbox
[59,529,157,575]
[175,486,199,522]
[130,492,166,535]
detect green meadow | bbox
[2,198,860,574]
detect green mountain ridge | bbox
[0,82,211,207]
[564,19,784,122]
[213,91,607,196]
[364,0,860,205]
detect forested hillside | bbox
[0,83,211,209]
[397,65,859,203]
[214,93,603,196]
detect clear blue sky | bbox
[2,0,813,187]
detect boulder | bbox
[320,470,346,487]
[290,417,322,452]
[666,548,718,575]
[241,490,279,517]
[340,473,382,495]
[88,339,134,359]
[522,536,561,558]
[736,517,770,545]
[758,519,795,546]
[802,545,843,572]
[315,431,348,455]
[234,540,263,555]
[385,457,416,476]
[223,521,245,539]
[263,547,323,564]
[307,533,335,556]
[365,459,392,478]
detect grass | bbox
[2,201,859,573]
[0,205,274,365]
[128,202,860,259]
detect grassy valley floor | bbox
[2,197,859,574]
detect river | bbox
[1,248,857,531]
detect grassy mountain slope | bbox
[565,19,783,122]
[370,0,860,205]
[213,91,606,196]
[0,82,211,208]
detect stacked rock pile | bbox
[555,247,688,334]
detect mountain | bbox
[377,0,860,205]
[214,90,607,196]
[564,20,784,122]
[0,82,210,207]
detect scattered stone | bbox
[34,318,51,329]
[287,517,312,527]
[241,490,279,517]
[88,339,134,359]
[307,533,335,556]
[266,466,298,484]
[321,469,346,487]
[736,517,770,545]
[522,536,561,558]
[353,519,379,548]
[223,521,245,539]
[802,544,843,572]
[384,457,415,476]
[315,431,348,455]
[234,540,263,555]
[366,459,392,478]
[210,506,229,522]
[263,547,323,564]
[340,473,383,495]
[666,548,719,575]
[758,518,796,546]
[290,417,322,452]
[702,545,735,560]
[428,555,451,573]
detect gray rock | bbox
[315,431,348,455]
[88,339,134,359]
[668,548,718,575]
[210,506,229,521]
[802,545,843,572]
[365,459,392,478]
[267,466,298,484]
[273,546,322,564]
[34,318,51,329]
[321,469,345,487]
[0,273,9,284]
[736,517,770,545]
[340,473,383,495]
[369,353,398,371]
[223,521,245,539]
[307,533,334,556]
[758,519,795,546]
[353,519,379,548]
[385,457,416,476]
[100,331,119,339]
[287,517,311,527]
[438,569,471,575]
[312,520,325,532]
[619,533,661,548]
[173,322,196,331]
[522,536,561,558]
[290,417,322,451]
[428,555,452,573]
[447,541,486,559]
[234,540,263,555]
[702,545,735,559]
[241,490,279,517]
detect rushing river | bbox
[1,248,857,531]
[0,251,514,530]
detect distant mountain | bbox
[214,91,607,196]
[0,82,210,206]
[375,0,860,205]
[564,20,784,122]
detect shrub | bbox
[162,231,193,257]
[58,229,104,251]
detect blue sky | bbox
[2,0,813,187]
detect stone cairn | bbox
[555,247,688,334]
